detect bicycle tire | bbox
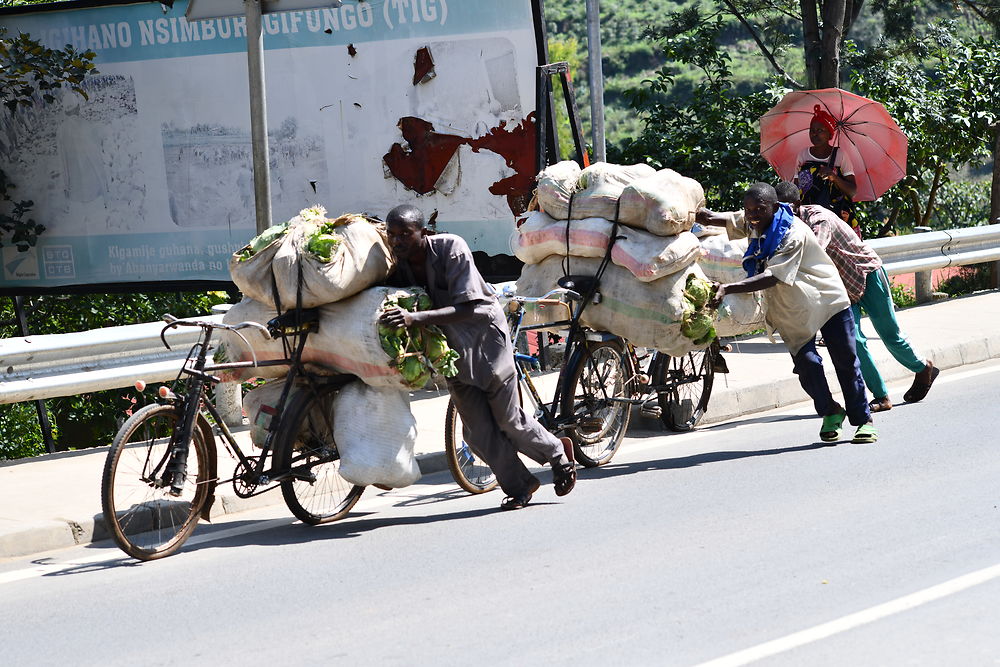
[655,346,715,432]
[444,398,500,494]
[277,384,365,525]
[101,403,210,561]
[560,338,633,467]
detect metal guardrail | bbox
[0,315,222,405]
[1,224,998,408]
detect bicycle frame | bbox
[156,311,353,505]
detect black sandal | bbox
[500,493,532,511]
[553,437,576,497]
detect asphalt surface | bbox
[2,359,998,667]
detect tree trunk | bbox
[800,1,822,89]
[992,125,1000,226]
[819,0,846,88]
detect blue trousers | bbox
[790,307,871,426]
[851,268,927,399]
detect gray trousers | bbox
[448,372,564,498]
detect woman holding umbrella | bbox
[796,105,860,236]
[760,88,908,238]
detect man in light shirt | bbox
[774,181,938,412]
[699,183,878,444]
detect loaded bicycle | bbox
[101,309,363,560]
[445,276,716,494]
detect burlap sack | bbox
[217,288,422,391]
[228,231,289,307]
[537,161,655,221]
[271,214,394,309]
[513,211,703,282]
[714,293,766,338]
[617,169,706,237]
[697,233,749,284]
[516,255,710,356]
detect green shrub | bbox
[937,264,994,297]
[889,281,916,309]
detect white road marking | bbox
[693,562,1000,667]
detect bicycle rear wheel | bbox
[656,346,715,432]
[277,384,365,525]
[101,403,210,560]
[444,398,499,494]
[560,338,633,467]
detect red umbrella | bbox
[760,88,908,202]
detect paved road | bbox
[3,360,999,667]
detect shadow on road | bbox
[580,440,836,482]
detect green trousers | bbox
[850,268,927,400]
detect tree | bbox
[614,17,781,209]
[849,24,1000,231]
[0,26,97,249]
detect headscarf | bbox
[742,203,794,277]
[811,104,837,137]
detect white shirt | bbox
[726,211,850,355]
[796,146,855,176]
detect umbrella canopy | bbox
[760,88,908,202]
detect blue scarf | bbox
[742,203,794,277]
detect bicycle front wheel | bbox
[444,398,499,494]
[101,403,210,560]
[655,346,714,432]
[277,385,365,525]
[560,339,633,467]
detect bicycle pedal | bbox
[578,417,605,433]
[640,403,662,419]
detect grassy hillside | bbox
[542,0,994,155]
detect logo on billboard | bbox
[3,246,40,280]
[42,246,76,279]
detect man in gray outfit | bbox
[379,204,576,510]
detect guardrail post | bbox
[913,226,935,303]
[215,382,244,427]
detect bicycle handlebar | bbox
[160,313,272,351]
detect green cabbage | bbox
[306,233,342,262]
[237,223,288,261]
[683,274,715,310]
[681,310,715,342]
[379,288,461,386]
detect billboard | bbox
[0,0,543,293]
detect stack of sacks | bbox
[218,206,461,489]
[515,161,712,355]
[696,230,766,338]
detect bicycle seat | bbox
[267,308,320,336]
[558,274,600,295]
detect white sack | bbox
[217,288,422,390]
[617,169,706,237]
[242,379,297,448]
[714,293,766,338]
[537,161,655,221]
[228,231,289,307]
[516,255,710,356]
[513,211,703,282]
[333,381,421,488]
[270,215,394,309]
[697,233,749,284]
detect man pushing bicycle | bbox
[378,204,576,511]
